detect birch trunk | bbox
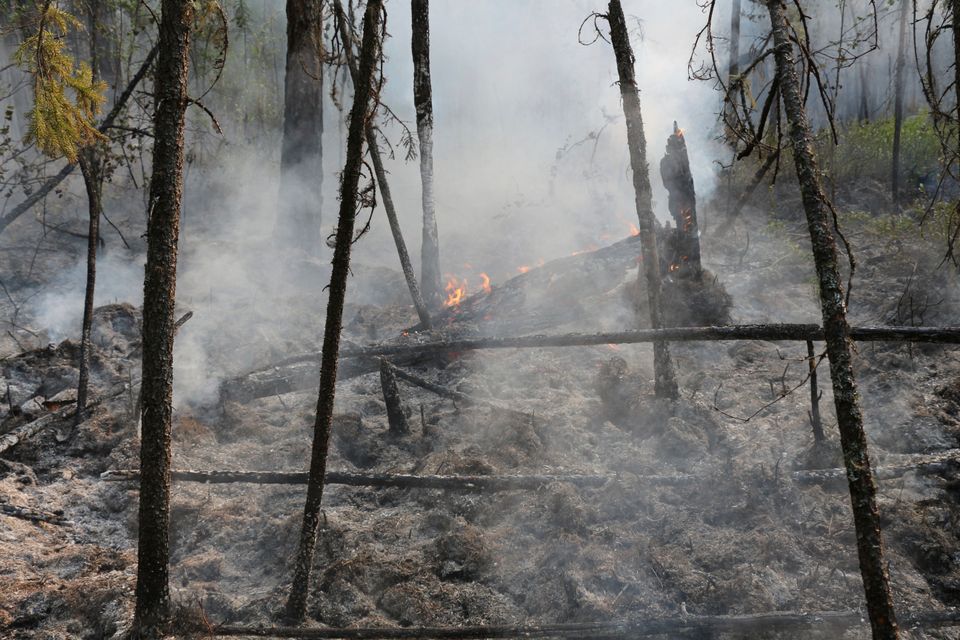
[765,2,900,637]
[412,0,442,308]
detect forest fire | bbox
[443,275,467,308]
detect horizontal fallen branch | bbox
[100,449,959,489]
[337,325,960,360]
[201,608,960,638]
[0,502,71,526]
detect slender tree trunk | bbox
[412,0,442,308]
[276,0,324,254]
[333,0,432,329]
[765,2,900,638]
[133,1,194,637]
[284,0,384,623]
[953,0,960,158]
[858,62,870,123]
[891,0,909,201]
[75,148,101,424]
[606,0,678,400]
[724,0,741,143]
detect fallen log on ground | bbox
[100,449,959,489]
[0,502,72,526]
[224,324,960,404]
[338,325,960,360]
[199,608,960,638]
[0,385,127,455]
[0,405,77,456]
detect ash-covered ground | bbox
[3,187,960,639]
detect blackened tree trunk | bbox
[412,0,442,309]
[660,122,702,275]
[765,2,900,638]
[276,0,324,254]
[606,0,678,400]
[284,0,384,623]
[891,0,909,201]
[133,1,194,637]
[724,0,741,143]
[75,147,102,423]
[953,0,960,151]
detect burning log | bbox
[379,359,410,435]
[659,122,702,275]
[191,609,960,638]
[100,448,960,489]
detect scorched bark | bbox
[765,1,900,637]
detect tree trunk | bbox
[606,0,678,400]
[765,2,900,638]
[333,0,433,329]
[75,148,102,424]
[891,0,909,201]
[953,0,960,151]
[724,0,741,143]
[133,1,194,637]
[284,0,384,623]
[412,0,442,308]
[659,123,702,275]
[276,0,324,254]
[858,62,870,122]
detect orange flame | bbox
[444,275,467,308]
[629,223,640,236]
[517,265,530,274]
[480,272,492,294]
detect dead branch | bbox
[382,360,526,417]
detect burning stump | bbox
[660,122,702,276]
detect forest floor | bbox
[3,182,960,639]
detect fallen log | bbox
[0,385,127,455]
[0,404,76,456]
[199,608,960,638]
[100,449,959,489]
[338,325,960,360]
[0,502,72,526]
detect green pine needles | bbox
[14,2,107,162]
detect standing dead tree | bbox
[332,0,432,329]
[412,0,442,309]
[765,1,899,637]
[284,0,385,623]
[659,122,702,275]
[133,0,194,636]
[276,0,324,254]
[604,0,678,399]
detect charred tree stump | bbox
[766,1,900,637]
[284,0,384,623]
[379,359,410,435]
[659,122,702,275]
[133,2,194,637]
[606,0,678,400]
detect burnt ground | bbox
[3,188,960,639]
